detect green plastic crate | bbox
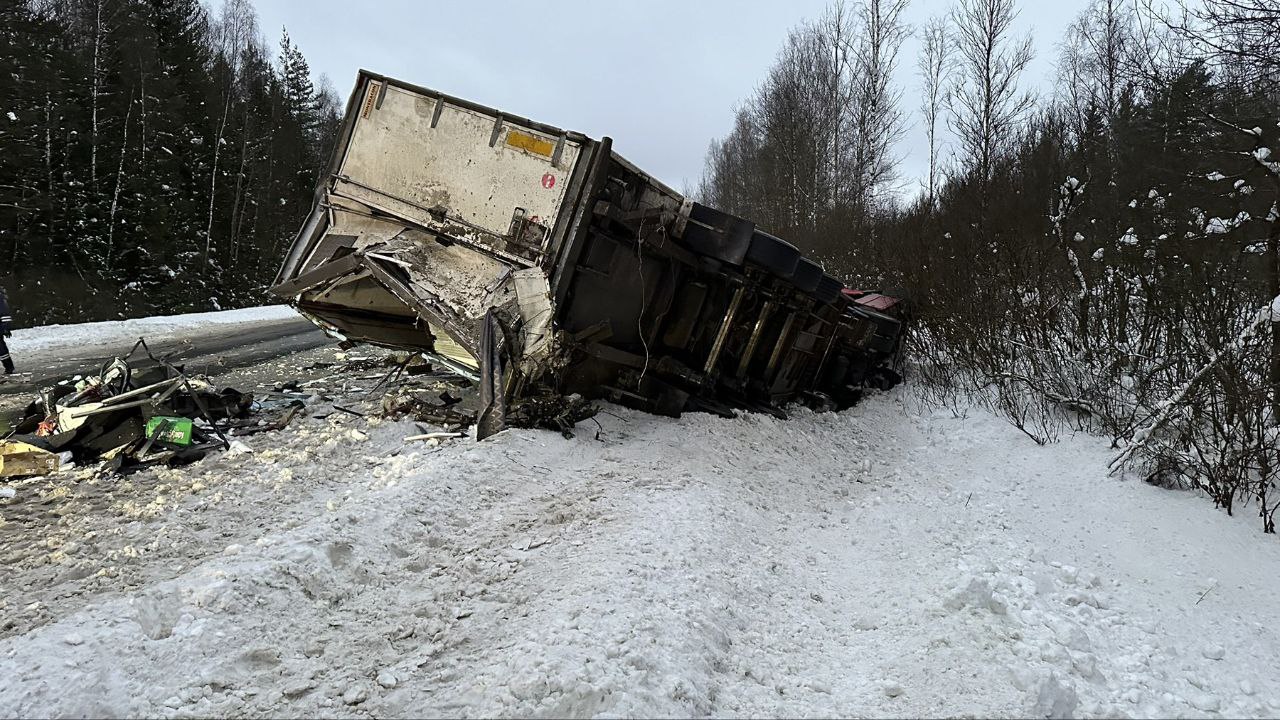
[145,416,194,446]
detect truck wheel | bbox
[813,274,844,304]
[745,231,800,278]
[682,203,755,265]
[790,258,823,293]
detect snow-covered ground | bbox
[6,305,299,356]
[3,384,1278,718]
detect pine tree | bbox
[0,0,342,322]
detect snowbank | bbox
[2,392,1279,718]
[6,306,300,356]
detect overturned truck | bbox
[272,71,905,433]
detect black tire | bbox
[790,258,822,293]
[745,231,800,278]
[681,203,754,265]
[813,274,844,304]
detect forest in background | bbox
[0,0,339,323]
[698,0,1280,531]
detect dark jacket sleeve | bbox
[0,289,10,328]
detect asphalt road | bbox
[0,317,333,396]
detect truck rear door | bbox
[335,76,587,264]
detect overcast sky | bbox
[252,0,1091,197]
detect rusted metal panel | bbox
[845,291,902,312]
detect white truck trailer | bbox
[272,71,904,434]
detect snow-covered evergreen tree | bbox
[0,0,340,322]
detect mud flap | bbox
[476,309,508,440]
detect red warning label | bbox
[541,173,556,189]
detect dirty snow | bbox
[3,386,1280,718]
[6,306,299,356]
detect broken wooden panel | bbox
[285,195,525,370]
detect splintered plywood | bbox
[397,231,514,321]
[513,268,555,359]
[320,213,511,322]
[321,210,510,320]
[428,322,479,369]
[336,82,582,252]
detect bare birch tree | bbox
[88,0,107,189]
[918,15,950,206]
[948,0,1034,200]
[1059,0,1131,137]
[697,0,910,270]
[850,0,910,214]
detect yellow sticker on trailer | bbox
[505,129,555,158]
[361,82,379,119]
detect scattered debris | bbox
[381,387,475,429]
[224,401,306,437]
[145,416,194,446]
[0,440,59,478]
[506,392,598,438]
[0,338,497,488]
[2,340,251,474]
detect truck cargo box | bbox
[273,71,905,434]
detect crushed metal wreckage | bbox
[0,340,510,484]
[273,71,908,439]
[370,351,599,438]
[0,341,262,476]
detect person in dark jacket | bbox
[0,287,13,374]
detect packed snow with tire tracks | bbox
[3,383,1280,718]
[4,306,299,357]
